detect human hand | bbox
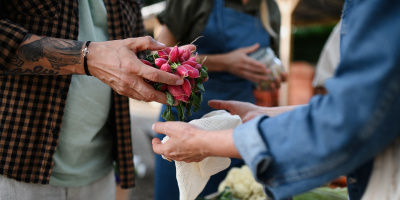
[152,121,210,162]
[223,43,270,84]
[208,100,262,123]
[87,36,196,104]
[210,100,304,121]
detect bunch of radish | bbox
[141,46,208,121]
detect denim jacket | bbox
[233,0,400,199]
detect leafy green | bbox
[215,187,240,200]
[293,187,348,200]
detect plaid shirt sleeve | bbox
[0,19,29,72]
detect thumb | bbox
[240,43,260,54]
[130,36,166,52]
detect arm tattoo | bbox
[18,37,85,70]
[5,34,85,75]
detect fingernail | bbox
[176,79,184,85]
[157,41,166,47]
[152,124,155,130]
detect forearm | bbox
[197,54,227,72]
[262,104,305,117]
[3,34,86,75]
[203,129,241,159]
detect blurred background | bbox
[118,0,345,199]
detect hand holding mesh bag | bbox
[160,110,242,200]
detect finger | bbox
[152,121,183,138]
[245,59,268,74]
[281,72,288,82]
[208,100,234,110]
[132,60,184,86]
[129,36,166,52]
[178,44,196,53]
[240,70,269,83]
[115,73,170,103]
[239,43,260,54]
[152,138,164,155]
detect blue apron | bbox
[155,0,271,199]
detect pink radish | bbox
[188,53,198,62]
[160,63,172,73]
[167,85,189,102]
[182,79,191,97]
[176,65,189,77]
[181,60,198,68]
[155,58,168,68]
[140,59,152,66]
[182,64,200,78]
[169,46,179,63]
[158,50,169,59]
[195,64,202,71]
[163,47,172,55]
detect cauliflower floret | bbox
[218,165,268,200]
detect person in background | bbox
[152,0,400,199]
[313,21,341,95]
[154,0,285,199]
[0,0,190,199]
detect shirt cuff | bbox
[233,115,273,181]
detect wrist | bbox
[82,41,92,76]
[205,129,239,158]
[200,54,227,72]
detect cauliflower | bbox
[218,165,268,200]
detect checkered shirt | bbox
[0,0,146,189]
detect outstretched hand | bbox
[209,100,303,122]
[208,100,262,123]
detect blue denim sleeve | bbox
[233,0,400,199]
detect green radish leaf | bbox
[185,99,193,117]
[200,68,208,78]
[161,105,175,121]
[201,65,208,71]
[177,103,185,121]
[166,92,175,106]
[153,82,163,91]
[196,83,205,93]
[144,54,159,68]
[192,92,202,113]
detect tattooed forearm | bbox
[19,36,85,69]
[7,54,24,67]
[4,34,85,75]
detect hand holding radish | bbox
[86,36,187,104]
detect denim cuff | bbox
[233,115,273,181]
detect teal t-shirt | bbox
[49,0,113,187]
